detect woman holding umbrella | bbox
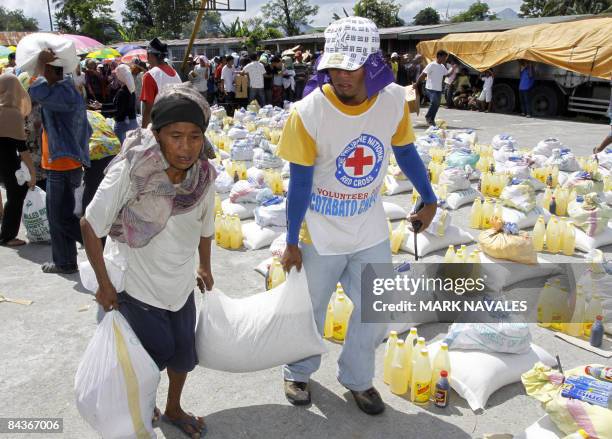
[112,64,138,143]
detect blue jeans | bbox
[114,118,138,144]
[46,168,83,268]
[425,89,442,122]
[283,239,392,391]
[249,88,266,107]
[519,90,532,116]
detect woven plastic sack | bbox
[544,148,580,172]
[446,148,479,169]
[446,188,481,210]
[567,193,612,237]
[253,149,283,169]
[21,187,51,242]
[447,129,477,146]
[229,180,260,204]
[425,125,446,139]
[445,321,532,354]
[500,179,536,213]
[595,148,612,170]
[438,167,471,192]
[491,134,517,150]
[415,134,443,150]
[493,144,518,164]
[478,220,537,265]
[16,33,79,75]
[498,157,532,180]
[562,171,604,195]
[445,135,470,150]
[533,138,562,157]
[254,200,287,227]
[230,139,254,161]
[521,363,612,439]
[384,175,413,195]
[228,126,248,140]
[75,311,160,439]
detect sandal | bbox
[41,262,78,274]
[152,407,161,423]
[1,239,26,247]
[161,412,207,438]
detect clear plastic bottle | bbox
[219,214,231,248]
[532,215,546,252]
[383,331,399,384]
[469,198,483,229]
[481,198,494,229]
[214,213,222,244]
[324,302,334,339]
[410,348,432,405]
[542,188,553,210]
[443,245,456,263]
[332,294,352,342]
[268,257,286,290]
[404,328,419,386]
[562,222,576,256]
[431,343,451,390]
[584,293,603,337]
[229,215,242,250]
[390,340,409,395]
[410,337,426,391]
[566,289,586,337]
[545,216,561,253]
[391,220,406,254]
[537,282,554,327]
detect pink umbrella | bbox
[61,34,104,55]
[121,49,147,63]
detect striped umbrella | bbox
[61,34,104,55]
[121,49,147,63]
[87,48,121,59]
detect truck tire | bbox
[492,83,516,113]
[531,84,559,117]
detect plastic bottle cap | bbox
[396,340,405,346]
[595,315,603,321]
[417,337,425,343]
[389,331,398,336]
[440,370,448,378]
[440,343,448,350]
[420,348,428,355]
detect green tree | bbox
[451,1,497,22]
[353,0,405,28]
[260,0,319,36]
[0,6,39,31]
[541,0,612,16]
[413,7,441,25]
[122,0,192,40]
[331,7,350,22]
[518,0,548,16]
[54,0,118,43]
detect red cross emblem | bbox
[344,147,374,176]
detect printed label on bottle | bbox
[434,389,448,407]
[415,382,430,402]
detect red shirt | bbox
[214,64,223,81]
[140,64,178,103]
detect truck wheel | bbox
[492,83,515,113]
[531,85,559,117]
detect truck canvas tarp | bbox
[416,17,612,80]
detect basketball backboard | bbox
[191,0,247,12]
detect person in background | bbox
[4,52,17,75]
[140,37,182,128]
[113,64,138,144]
[390,52,399,81]
[214,56,226,102]
[452,84,471,110]
[85,59,107,103]
[593,83,612,154]
[261,53,273,105]
[281,55,296,103]
[293,50,308,100]
[81,84,215,438]
[416,50,449,126]
[220,55,236,107]
[206,56,216,105]
[0,73,35,247]
[519,60,535,117]
[82,109,120,217]
[405,54,422,85]
[243,53,266,107]
[29,49,92,274]
[467,86,481,111]
[131,59,147,114]
[396,54,409,86]
[189,55,209,100]
[478,69,494,112]
[19,72,46,190]
[455,68,471,91]
[270,55,284,107]
[444,59,459,108]
[73,64,87,101]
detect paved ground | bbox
[0,109,610,439]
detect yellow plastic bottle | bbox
[268,257,286,289]
[383,331,399,384]
[391,220,406,254]
[390,340,409,395]
[493,200,504,221]
[324,302,334,338]
[443,245,456,263]
[537,282,554,328]
[481,198,494,229]
[229,214,243,250]
[481,172,491,196]
[410,337,426,383]
[453,249,466,263]
[532,215,546,252]
[541,188,553,211]
[404,328,419,386]
[332,295,352,342]
[584,293,603,337]
[565,289,586,337]
[562,222,576,256]
[410,348,433,405]
[469,198,483,229]
[219,215,231,248]
[214,213,222,244]
[431,343,451,389]
[387,219,393,242]
[214,193,221,215]
[466,250,481,264]
[545,216,561,254]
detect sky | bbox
[10,0,524,32]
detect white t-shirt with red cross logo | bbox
[277,83,415,255]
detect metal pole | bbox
[46,0,54,31]
[182,0,208,73]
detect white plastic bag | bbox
[221,199,256,220]
[446,188,480,210]
[79,238,128,293]
[75,311,160,439]
[214,171,234,193]
[15,161,31,186]
[254,200,287,227]
[195,269,327,372]
[491,134,517,151]
[74,183,85,218]
[16,33,79,75]
[242,222,285,250]
[21,186,50,242]
[424,208,452,237]
[400,224,474,256]
[545,148,580,172]
[384,175,413,195]
[533,138,562,157]
[383,201,407,220]
[438,167,471,192]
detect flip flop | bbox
[161,413,207,438]
[41,262,78,274]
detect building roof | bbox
[399,15,593,39]
[117,37,246,48]
[262,15,596,45]
[0,31,39,46]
